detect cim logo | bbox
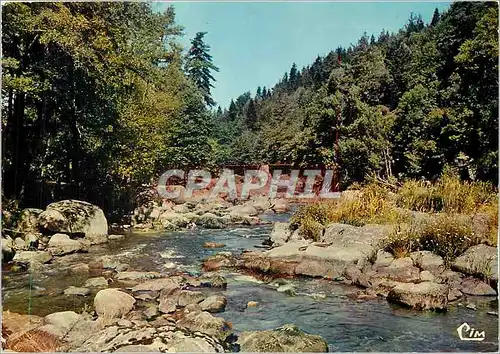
[456,322,486,341]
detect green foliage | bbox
[216,2,498,187]
[185,32,220,107]
[2,2,217,214]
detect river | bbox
[2,212,498,352]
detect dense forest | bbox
[214,2,498,187]
[2,2,498,216]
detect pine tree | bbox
[185,32,220,107]
[256,86,262,99]
[216,106,223,116]
[430,8,440,26]
[246,98,258,129]
[228,99,238,120]
[370,34,376,45]
[289,63,299,89]
[262,86,268,98]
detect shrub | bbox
[298,216,324,242]
[419,214,480,264]
[384,223,421,259]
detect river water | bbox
[2,212,498,352]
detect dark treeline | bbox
[213,2,498,187]
[2,2,498,216]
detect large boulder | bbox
[39,200,108,237]
[236,324,328,352]
[48,233,87,256]
[452,244,498,286]
[387,282,448,311]
[94,289,135,319]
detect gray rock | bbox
[177,290,205,307]
[448,288,463,301]
[13,237,28,251]
[13,250,52,264]
[2,236,14,262]
[132,278,180,292]
[41,311,82,338]
[48,233,87,256]
[64,286,91,296]
[387,282,448,311]
[452,244,498,286]
[176,311,231,341]
[158,212,189,229]
[420,270,436,282]
[389,257,413,269]
[410,251,444,273]
[199,295,227,313]
[85,277,108,288]
[236,324,328,352]
[158,298,177,314]
[269,222,292,246]
[71,325,157,352]
[94,289,136,319]
[43,200,108,237]
[197,213,228,229]
[38,209,69,233]
[460,277,497,296]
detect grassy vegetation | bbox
[291,174,498,262]
[396,173,496,214]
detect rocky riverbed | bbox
[2,199,499,352]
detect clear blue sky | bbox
[154,1,451,109]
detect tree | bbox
[289,63,299,90]
[185,32,219,107]
[246,98,258,129]
[431,8,441,26]
[255,86,262,99]
[228,99,238,121]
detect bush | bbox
[298,217,324,242]
[384,223,421,259]
[419,214,480,264]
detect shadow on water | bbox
[2,210,498,352]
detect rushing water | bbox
[2,212,498,352]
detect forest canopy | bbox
[2,2,498,215]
